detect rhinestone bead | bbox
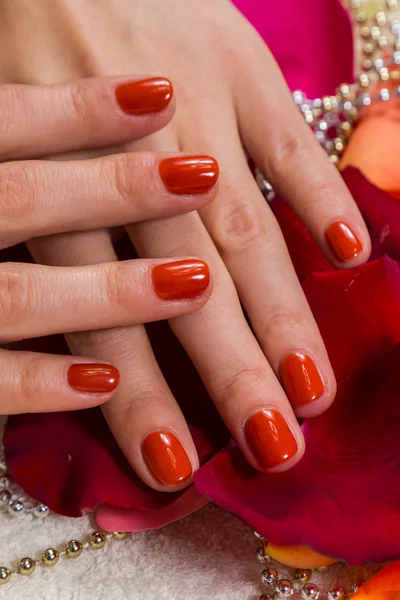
[8,500,24,516]
[18,557,35,576]
[89,532,106,550]
[261,567,278,588]
[42,548,59,566]
[294,569,312,584]
[276,579,294,598]
[113,532,128,540]
[301,583,320,600]
[66,540,83,558]
[0,568,11,585]
[328,586,345,600]
[0,490,11,507]
[33,504,49,519]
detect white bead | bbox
[374,58,385,70]
[361,93,372,106]
[393,51,400,65]
[379,88,391,101]
[293,91,305,105]
[33,504,49,519]
[8,500,24,516]
[391,19,400,36]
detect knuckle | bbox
[0,163,36,224]
[267,132,307,178]
[259,309,305,342]
[0,264,30,332]
[109,153,136,203]
[219,365,267,409]
[69,80,90,123]
[209,198,266,255]
[102,263,134,312]
[18,355,44,408]
[0,86,30,146]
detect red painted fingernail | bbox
[245,409,298,469]
[67,363,120,393]
[152,259,210,300]
[280,352,324,408]
[159,156,219,195]
[142,431,192,486]
[325,221,363,262]
[115,77,173,115]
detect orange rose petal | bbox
[341,98,400,198]
[265,542,337,569]
[353,561,400,600]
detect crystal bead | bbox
[301,584,320,600]
[318,121,328,132]
[0,490,11,507]
[33,504,49,519]
[8,500,24,516]
[294,569,312,584]
[261,567,278,588]
[42,548,59,566]
[18,557,35,576]
[66,540,83,558]
[89,532,106,550]
[276,579,294,598]
[0,568,11,585]
[328,586,345,600]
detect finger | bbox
[0,76,175,161]
[235,41,371,268]
[0,349,120,414]
[29,231,198,492]
[0,257,212,342]
[129,210,305,473]
[0,153,219,248]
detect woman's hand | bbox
[0,0,370,489]
[0,76,216,415]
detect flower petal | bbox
[232,0,353,97]
[266,542,336,569]
[195,343,400,565]
[354,561,400,600]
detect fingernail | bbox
[280,352,324,408]
[152,259,210,300]
[142,431,192,486]
[245,410,298,469]
[115,77,173,115]
[325,221,363,262]
[67,363,120,393]
[159,156,219,195]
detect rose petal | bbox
[303,257,400,381]
[97,487,209,533]
[232,0,353,97]
[354,561,400,600]
[195,343,400,564]
[265,542,336,569]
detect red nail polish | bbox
[152,259,210,300]
[280,353,324,408]
[67,363,120,393]
[115,77,173,115]
[245,410,298,469]
[325,221,363,262]
[159,156,219,194]
[142,431,192,486]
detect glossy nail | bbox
[325,221,363,262]
[159,156,219,195]
[280,352,324,408]
[67,363,120,393]
[115,77,173,115]
[152,259,210,300]
[245,410,298,469]
[142,431,192,486]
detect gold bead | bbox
[334,138,345,154]
[340,121,353,139]
[362,58,373,71]
[360,26,371,39]
[294,569,312,584]
[379,67,390,81]
[370,26,381,40]
[65,540,83,558]
[348,106,359,121]
[378,36,388,50]
[356,12,367,24]
[18,557,35,576]
[0,568,11,585]
[304,111,314,125]
[88,532,106,550]
[329,154,340,166]
[387,0,399,9]
[322,96,332,111]
[41,548,59,566]
[339,84,352,99]
[359,73,370,88]
[363,42,375,55]
[376,12,387,27]
[113,532,128,540]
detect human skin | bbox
[0,0,371,490]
